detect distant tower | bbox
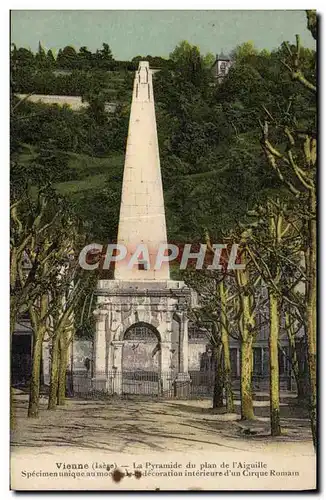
[212,52,232,82]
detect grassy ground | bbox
[55,153,124,196]
[19,144,124,197]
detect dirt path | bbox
[11,392,314,456]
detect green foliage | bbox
[132,54,173,69]
[230,41,259,62]
[10,43,174,97]
[202,52,215,68]
[57,45,78,69]
[169,40,212,88]
[10,30,316,257]
[306,10,317,40]
[154,37,316,247]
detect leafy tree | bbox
[260,31,317,445]
[35,41,47,69]
[202,52,215,68]
[185,265,234,412]
[57,45,78,69]
[231,41,258,62]
[11,46,35,92]
[234,249,258,420]
[47,236,95,410]
[11,46,35,68]
[82,89,107,125]
[306,10,317,40]
[169,40,211,88]
[78,46,93,70]
[93,43,114,70]
[245,200,303,435]
[11,185,74,417]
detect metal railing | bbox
[71,371,172,399]
[70,370,218,399]
[68,369,294,400]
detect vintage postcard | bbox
[10,9,317,491]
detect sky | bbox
[10,10,315,60]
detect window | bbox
[253,347,269,376]
[253,347,263,376]
[257,312,269,340]
[220,62,227,75]
[230,348,238,377]
[262,348,269,376]
[124,323,159,342]
[188,323,211,343]
[138,260,148,270]
[279,347,290,375]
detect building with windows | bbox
[211,52,233,82]
[185,316,295,392]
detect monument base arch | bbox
[93,280,191,397]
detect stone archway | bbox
[121,322,161,395]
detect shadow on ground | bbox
[11,390,313,455]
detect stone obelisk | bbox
[114,61,169,281]
[94,62,191,395]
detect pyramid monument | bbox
[93,62,191,395]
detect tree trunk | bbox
[213,343,224,408]
[10,301,18,428]
[297,339,310,401]
[10,249,19,336]
[296,364,310,402]
[28,331,44,418]
[222,332,234,413]
[57,340,68,406]
[238,265,256,420]
[285,311,308,402]
[10,299,18,337]
[269,291,281,436]
[240,336,255,420]
[306,190,317,448]
[220,281,234,413]
[48,336,60,410]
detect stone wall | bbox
[188,342,209,371]
[70,340,93,372]
[16,94,117,113]
[122,340,160,371]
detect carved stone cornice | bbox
[93,308,108,319]
[95,288,191,298]
[111,340,124,348]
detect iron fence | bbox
[70,370,218,399]
[69,369,294,400]
[188,370,215,397]
[71,371,171,399]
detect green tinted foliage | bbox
[10,30,316,246]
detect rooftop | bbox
[215,52,231,61]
